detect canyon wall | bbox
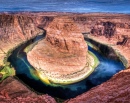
[0,12,130,102]
[0,13,43,65]
[0,13,57,102]
[70,13,130,67]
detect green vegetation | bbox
[0,47,15,82]
[0,48,15,82]
[0,64,15,82]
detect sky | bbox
[0,0,130,13]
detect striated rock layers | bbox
[0,13,43,65]
[65,67,130,103]
[1,12,130,102]
[27,17,95,85]
[76,14,130,67]
[34,13,130,67]
[0,13,56,102]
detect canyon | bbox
[27,16,97,85]
[0,12,130,102]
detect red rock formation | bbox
[3,95,56,103]
[0,13,43,65]
[65,67,130,103]
[45,17,87,55]
[27,17,91,84]
[1,12,130,102]
[0,77,56,103]
[78,14,130,67]
[91,21,116,38]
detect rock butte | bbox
[0,12,130,102]
[27,17,97,84]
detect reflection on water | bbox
[0,0,130,13]
[8,36,125,99]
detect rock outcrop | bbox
[45,17,87,55]
[0,13,43,65]
[91,21,116,38]
[0,13,57,103]
[27,17,95,84]
[65,67,130,103]
[0,77,56,103]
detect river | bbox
[7,34,125,99]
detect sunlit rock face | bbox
[27,17,95,84]
[45,17,87,56]
[0,13,43,65]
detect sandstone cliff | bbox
[0,13,57,103]
[45,17,87,55]
[82,17,130,67]
[26,12,130,102]
[0,13,43,65]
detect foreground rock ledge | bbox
[65,67,130,103]
[0,77,56,103]
[27,17,97,85]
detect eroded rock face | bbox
[65,67,130,103]
[45,17,87,56]
[27,17,92,84]
[78,14,130,67]
[91,21,116,38]
[0,13,43,65]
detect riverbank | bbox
[84,34,128,68]
[7,32,125,99]
[5,30,99,86]
[26,16,101,85]
[25,37,99,85]
[37,51,99,85]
